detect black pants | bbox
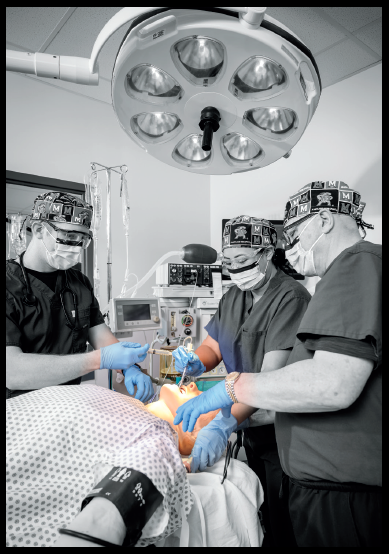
[282,475,382,547]
[243,425,297,548]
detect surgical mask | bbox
[42,228,82,270]
[285,215,324,277]
[228,250,269,291]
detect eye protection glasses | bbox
[44,221,92,249]
[283,214,316,250]
[222,248,264,269]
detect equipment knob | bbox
[153,316,160,323]
[184,328,192,336]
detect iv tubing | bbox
[121,250,182,299]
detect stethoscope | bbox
[19,251,80,331]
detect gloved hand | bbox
[100,342,149,370]
[190,411,238,473]
[123,365,154,402]
[174,380,233,433]
[172,346,206,377]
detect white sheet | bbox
[6,385,192,548]
[156,458,264,547]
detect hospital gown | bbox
[6,384,193,547]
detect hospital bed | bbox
[6,385,264,547]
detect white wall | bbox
[6,73,211,374]
[6,73,211,303]
[210,64,382,250]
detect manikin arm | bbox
[54,498,125,547]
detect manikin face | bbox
[145,382,220,456]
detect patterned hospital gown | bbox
[6,385,193,547]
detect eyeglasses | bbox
[283,214,315,249]
[44,221,92,249]
[222,248,264,269]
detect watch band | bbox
[225,373,241,403]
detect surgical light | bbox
[243,107,298,140]
[221,133,263,168]
[172,134,212,168]
[130,112,183,144]
[125,64,183,104]
[171,36,226,87]
[228,56,288,101]
[6,7,322,175]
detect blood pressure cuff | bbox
[81,467,163,547]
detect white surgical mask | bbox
[228,250,269,291]
[42,229,82,270]
[285,215,324,277]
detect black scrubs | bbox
[6,259,104,399]
[205,268,311,547]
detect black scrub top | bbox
[6,259,105,398]
[205,268,311,375]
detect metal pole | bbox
[106,168,112,307]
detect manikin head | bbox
[145,382,220,456]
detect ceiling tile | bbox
[6,7,71,52]
[266,7,346,54]
[353,18,382,57]
[315,38,379,88]
[318,7,382,33]
[48,7,124,57]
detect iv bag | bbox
[121,173,130,232]
[10,214,27,256]
[90,171,102,233]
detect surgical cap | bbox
[222,215,277,250]
[31,191,93,229]
[283,180,373,233]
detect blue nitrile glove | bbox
[172,346,206,377]
[174,380,233,433]
[191,411,238,473]
[100,342,150,370]
[123,365,154,403]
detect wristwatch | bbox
[224,371,241,403]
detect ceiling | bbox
[6,7,382,105]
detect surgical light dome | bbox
[6,7,322,175]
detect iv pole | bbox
[89,162,128,317]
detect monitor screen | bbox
[123,303,151,322]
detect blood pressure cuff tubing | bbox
[81,467,163,547]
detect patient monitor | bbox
[145,382,219,456]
